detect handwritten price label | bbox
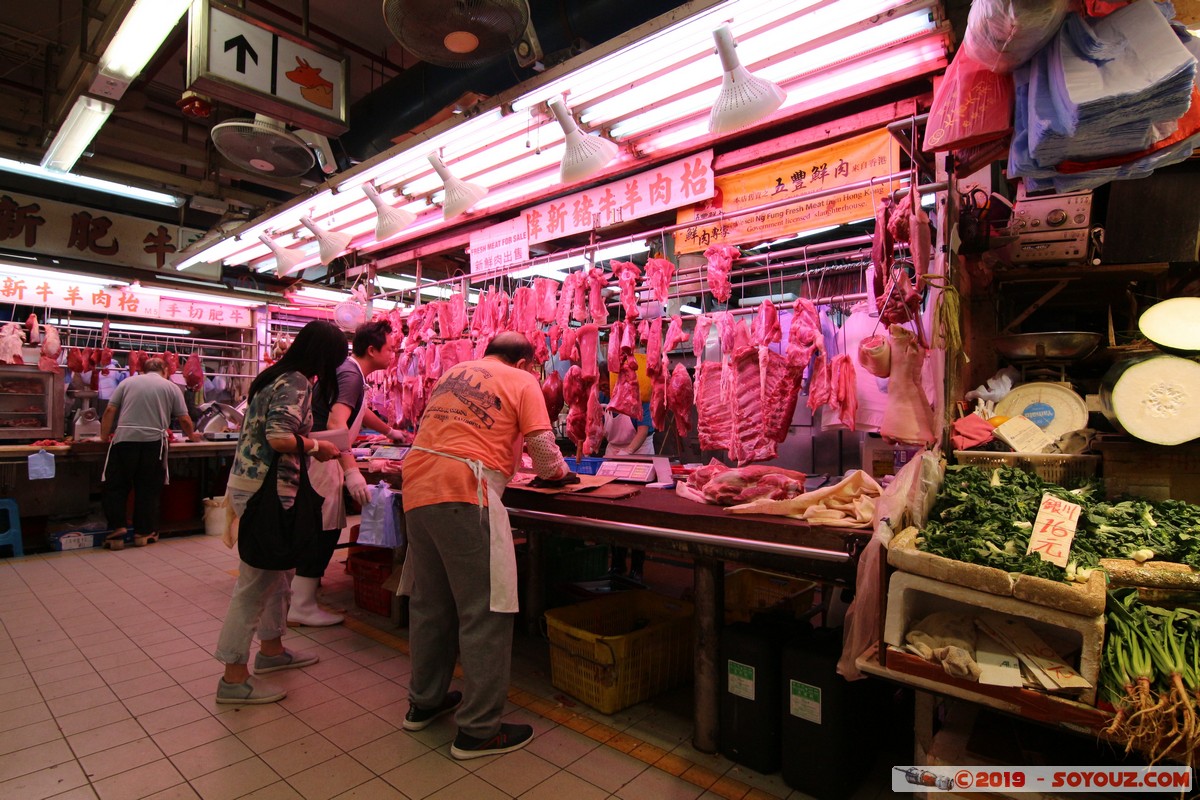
[1027,493,1082,568]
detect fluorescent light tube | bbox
[98,0,192,82]
[47,317,192,336]
[40,96,116,173]
[132,285,264,309]
[0,157,183,207]
[0,262,129,288]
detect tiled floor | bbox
[0,534,900,800]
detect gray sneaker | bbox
[254,648,319,673]
[216,676,287,704]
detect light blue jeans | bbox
[213,488,294,665]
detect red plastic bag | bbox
[1084,0,1132,17]
[922,50,1014,152]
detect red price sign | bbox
[1027,493,1082,567]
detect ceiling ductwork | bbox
[341,0,685,161]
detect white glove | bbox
[344,469,370,506]
[389,427,407,442]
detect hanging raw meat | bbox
[878,268,923,330]
[0,324,24,365]
[161,351,180,376]
[827,354,858,431]
[25,313,39,346]
[585,267,609,324]
[643,257,675,303]
[572,273,589,323]
[542,371,564,421]
[807,353,831,414]
[879,325,937,445]
[695,361,732,451]
[577,324,600,384]
[606,322,624,373]
[609,354,642,419]
[610,260,642,321]
[433,300,453,339]
[645,316,663,375]
[534,278,558,324]
[40,324,60,359]
[439,339,474,371]
[183,352,205,390]
[751,299,781,346]
[716,312,749,354]
[911,201,931,283]
[728,348,778,465]
[564,365,587,452]
[663,314,690,352]
[886,191,913,244]
[558,326,579,361]
[67,348,84,372]
[651,362,668,434]
[666,363,694,438]
[787,298,824,368]
[584,384,604,456]
[127,349,146,375]
[37,353,60,375]
[871,196,894,301]
[557,273,580,329]
[703,243,739,303]
[446,293,468,338]
[693,315,714,359]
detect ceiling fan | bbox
[210,114,337,178]
[383,0,542,68]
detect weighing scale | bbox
[594,455,673,485]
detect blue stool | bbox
[0,499,23,558]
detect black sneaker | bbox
[402,691,462,731]
[450,723,534,760]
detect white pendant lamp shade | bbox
[548,95,619,184]
[300,215,352,265]
[363,183,416,240]
[427,152,487,220]
[708,24,786,136]
[257,233,307,278]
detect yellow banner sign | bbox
[674,128,902,254]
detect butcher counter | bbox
[500,484,872,754]
[0,440,236,536]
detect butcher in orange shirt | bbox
[399,331,571,760]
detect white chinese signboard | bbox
[0,190,209,277]
[523,150,714,246]
[468,217,529,276]
[0,271,254,329]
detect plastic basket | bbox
[348,547,395,616]
[544,535,609,582]
[564,457,604,476]
[724,569,816,624]
[544,589,693,714]
[953,450,1100,486]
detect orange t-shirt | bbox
[402,357,552,512]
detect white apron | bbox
[397,446,519,613]
[309,395,368,530]
[101,425,170,484]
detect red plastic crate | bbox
[349,548,395,616]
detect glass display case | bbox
[0,364,65,442]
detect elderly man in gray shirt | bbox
[100,356,200,549]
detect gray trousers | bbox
[405,502,513,738]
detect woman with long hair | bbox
[212,320,348,704]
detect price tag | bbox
[1026,492,1082,567]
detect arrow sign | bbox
[224,35,258,73]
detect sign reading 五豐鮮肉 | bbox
[523,151,714,246]
[1027,492,1082,568]
[0,271,254,329]
[0,190,210,277]
[673,128,903,254]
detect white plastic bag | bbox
[203,495,230,538]
[27,449,54,480]
[358,482,400,548]
[962,0,1070,73]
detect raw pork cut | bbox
[685,461,806,506]
[25,313,38,345]
[806,353,830,414]
[692,315,713,359]
[703,243,739,303]
[585,267,609,324]
[511,287,537,334]
[643,257,675,303]
[879,324,937,445]
[606,321,624,373]
[534,278,559,324]
[666,363,694,437]
[645,316,663,375]
[650,360,668,433]
[0,324,23,365]
[610,260,642,321]
[827,354,858,431]
[871,196,894,301]
[41,324,60,358]
[584,384,604,456]
[558,326,579,361]
[728,347,778,465]
[751,299,781,346]
[787,298,823,368]
[183,353,204,391]
[577,324,600,384]
[663,314,689,352]
[695,361,732,452]
[609,354,642,419]
[564,365,587,453]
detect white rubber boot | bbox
[287,576,344,626]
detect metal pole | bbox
[693,558,722,753]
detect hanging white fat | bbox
[1138,297,1200,353]
[1100,355,1200,445]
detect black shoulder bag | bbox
[237,433,324,570]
